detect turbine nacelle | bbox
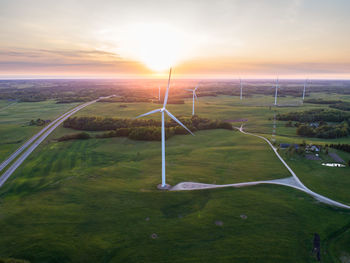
[134,68,195,188]
[186,84,199,115]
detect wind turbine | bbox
[240,78,243,100]
[185,85,199,115]
[158,86,161,101]
[302,78,307,102]
[135,68,194,189]
[274,77,279,106]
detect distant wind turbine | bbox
[274,77,279,106]
[158,86,161,101]
[185,85,199,115]
[135,68,194,189]
[302,78,307,102]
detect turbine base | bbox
[157,184,171,190]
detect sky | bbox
[0,0,350,79]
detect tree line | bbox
[98,96,185,104]
[329,102,350,111]
[62,116,233,141]
[328,143,350,153]
[277,109,350,123]
[296,122,349,139]
[2,79,350,105]
[279,109,350,139]
[304,99,342,105]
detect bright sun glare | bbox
[116,23,191,72]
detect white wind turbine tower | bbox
[302,78,307,102]
[135,68,194,189]
[158,86,161,101]
[185,85,199,115]
[274,77,279,106]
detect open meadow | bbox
[2,0,350,261]
[0,100,79,162]
[1,87,350,262]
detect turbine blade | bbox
[163,68,172,107]
[185,89,193,91]
[194,91,198,101]
[165,109,194,136]
[135,109,161,119]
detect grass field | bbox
[1,131,350,263]
[73,93,350,202]
[0,100,16,111]
[281,149,350,205]
[0,100,79,162]
[1,93,350,262]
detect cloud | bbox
[0,48,120,60]
[1,0,350,78]
[0,48,149,74]
[177,57,350,76]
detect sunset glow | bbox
[109,23,193,72]
[1,0,350,78]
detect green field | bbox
[0,100,79,162]
[1,93,350,262]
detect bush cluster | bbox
[29,118,48,126]
[57,132,90,142]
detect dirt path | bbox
[171,125,350,210]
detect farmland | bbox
[0,80,350,262]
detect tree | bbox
[297,124,315,137]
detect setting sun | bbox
[110,23,192,72]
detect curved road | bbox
[172,125,350,210]
[0,97,110,188]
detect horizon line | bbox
[1,73,350,81]
[1,77,350,81]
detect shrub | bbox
[57,132,90,142]
[116,128,130,137]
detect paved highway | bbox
[0,97,109,187]
[0,103,85,172]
